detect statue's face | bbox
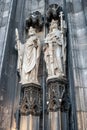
[50,20,58,32]
[52,23,57,29]
[28,27,36,36]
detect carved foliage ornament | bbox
[46,4,64,23]
[47,78,67,112]
[25,5,64,31]
[20,84,42,116]
[26,11,44,32]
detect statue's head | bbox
[28,26,36,36]
[50,19,58,32]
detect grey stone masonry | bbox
[0,0,16,129]
[0,0,87,130]
[0,0,13,78]
[66,0,87,130]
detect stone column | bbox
[19,83,42,130]
[46,78,67,130]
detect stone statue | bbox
[44,19,66,79]
[15,27,41,84]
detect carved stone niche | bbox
[46,77,67,112]
[25,11,44,32]
[46,4,64,25]
[20,83,42,116]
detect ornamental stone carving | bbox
[26,11,44,32]
[20,83,42,116]
[46,77,67,112]
[46,4,63,23]
[61,92,71,112]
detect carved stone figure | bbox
[15,27,41,84]
[44,19,66,79]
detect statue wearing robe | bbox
[21,27,41,84]
[44,20,66,79]
[15,27,41,84]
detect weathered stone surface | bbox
[77,112,87,130]
[67,0,87,129]
[20,83,42,116]
[0,0,11,77]
[0,0,87,130]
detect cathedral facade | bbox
[0,0,87,130]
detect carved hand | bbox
[43,43,49,51]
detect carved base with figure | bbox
[44,7,68,130]
[15,12,43,130]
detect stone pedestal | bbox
[47,111,61,130]
[20,115,40,130]
[19,83,42,130]
[47,77,67,130]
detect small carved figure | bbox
[15,27,41,84]
[44,19,66,79]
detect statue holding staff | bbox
[44,19,66,79]
[15,27,41,84]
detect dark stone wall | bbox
[66,0,87,129]
[0,0,18,129]
[0,0,70,130]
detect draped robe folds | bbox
[44,29,64,78]
[21,35,41,84]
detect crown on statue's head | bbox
[51,19,57,24]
